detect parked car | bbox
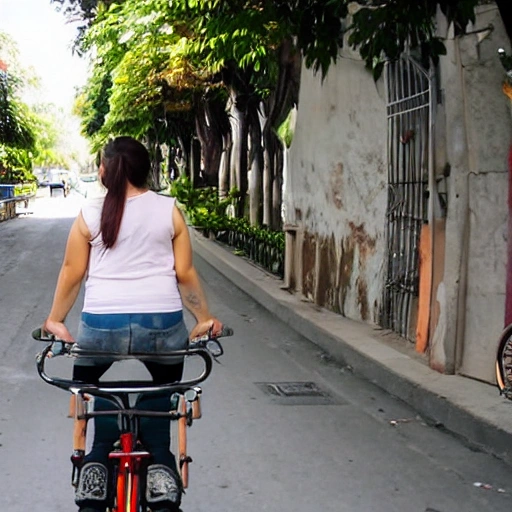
[80,173,98,183]
[68,171,88,197]
[47,169,71,197]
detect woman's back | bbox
[82,191,182,314]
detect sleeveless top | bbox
[80,191,183,314]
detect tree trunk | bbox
[228,88,249,217]
[152,143,162,190]
[262,129,274,227]
[177,136,190,177]
[195,97,227,187]
[219,130,232,198]
[190,137,201,187]
[261,39,302,228]
[167,146,179,181]
[248,103,264,225]
[272,138,284,230]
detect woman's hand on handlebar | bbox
[43,319,75,343]
[189,318,223,341]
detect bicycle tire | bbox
[495,323,512,398]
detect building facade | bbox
[284,3,512,383]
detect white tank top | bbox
[81,191,183,314]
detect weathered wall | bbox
[286,52,388,323]
[432,4,512,382]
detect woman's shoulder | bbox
[150,191,176,206]
[81,196,105,214]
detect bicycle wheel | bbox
[495,323,512,399]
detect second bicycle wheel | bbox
[496,323,512,399]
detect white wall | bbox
[286,3,512,382]
[436,4,512,382]
[287,51,388,322]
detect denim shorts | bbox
[75,311,188,366]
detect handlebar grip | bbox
[218,326,234,337]
[32,328,55,342]
[32,327,74,346]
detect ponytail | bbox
[100,156,127,249]
[99,137,150,249]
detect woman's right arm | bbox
[44,212,91,341]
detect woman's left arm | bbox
[172,205,222,339]
[44,212,91,341]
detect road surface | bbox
[0,188,511,511]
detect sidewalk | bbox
[191,230,512,467]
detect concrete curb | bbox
[191,230,512,466]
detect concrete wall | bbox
[286,3,512,383]
[433,4,512,382]
[286,50,388,323]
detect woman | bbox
[44,136,222,512]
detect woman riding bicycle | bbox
[43,136,222,512]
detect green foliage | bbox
[50,0,118,52]
[0,32,70,181]
[225,216,285,276]
[277,109,294,148]
[347,0,480,80]
[0,33,38,149]
[0,145,36,183]
[75,0,200,149]
[170,174,236,231]
[14,181,37,196]
[0,85,36,149]
[227,216,284,251]
[169,173,284,276]
[274,0,347,79]
[30,104,70,168]
[76,73,112,138]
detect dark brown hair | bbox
[100,136,150,249]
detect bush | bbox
[168,175,284,277]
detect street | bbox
[1,189,512,511]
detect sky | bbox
[0,0,89,109]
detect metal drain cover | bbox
[264,381,325,397]
[256,381,340,405]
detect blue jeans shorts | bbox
[75,311,189,367]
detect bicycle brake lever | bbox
[48,342,69,357]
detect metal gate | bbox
[381,56,433,340]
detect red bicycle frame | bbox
[110,432,151,512]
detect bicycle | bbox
[33,325,233,512]
[495,323,512,400]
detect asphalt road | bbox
[1,187,512,511]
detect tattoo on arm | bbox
[186,292,202,310]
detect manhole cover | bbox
[255,381,341,405]
[263,381,325,397]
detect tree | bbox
[55,0,490,227]
[0,32,70,182]
[347,0,481,80]
[0,33,36,150]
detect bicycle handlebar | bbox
[33,325,234,396]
